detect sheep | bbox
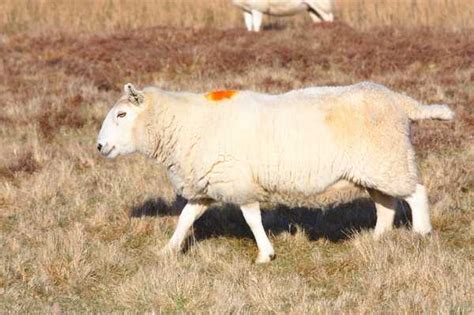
[97,82,454,263]
[231,0,334,32]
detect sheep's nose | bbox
[97,143,103,152]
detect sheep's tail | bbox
[400,97,455,121]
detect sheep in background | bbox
[232,0,334,32]
[97,82,454,263]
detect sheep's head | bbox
[97,83,147,159]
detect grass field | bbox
[0,0,473,313]
[1,0,473,34]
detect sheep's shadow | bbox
[262,22,288,31]
[130,195,412,244]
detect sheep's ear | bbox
[124,83,144,106]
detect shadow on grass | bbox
[130,196,412,244]
[262,22,288,31]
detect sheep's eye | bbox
[117,112,127,118]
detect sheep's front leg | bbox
[251,10,263,31]
[243,11,253,31]
[368,190,397,239]
[163,200,209,253]
[240,202,275,263]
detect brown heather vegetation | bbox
[0,0,473,313]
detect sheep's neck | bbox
[141,105,180,167]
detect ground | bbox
[0,3,473,313]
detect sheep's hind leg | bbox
[162,200,209,254]
[368,190,397,239]
[241,202,275,263]
[308,10,323,23]
[405,184,432,235]
[306,2,334,23]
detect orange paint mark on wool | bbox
[205,90,237,101]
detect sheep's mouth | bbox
[103,145,116,157]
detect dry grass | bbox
[0,0,473,35]
[335,0,474,31]
[0,0,473,313]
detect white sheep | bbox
[97,82,454,263]
[232,0,334,32]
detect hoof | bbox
[159,245,180,257]
[413,228,433,236]
[372,231,385,241]
[255,253,276,264]
[413,225,433,236]
[372,227,392,240]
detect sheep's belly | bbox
[238,0,308,15]
[265,3,308,16]
[264,180,365,208]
